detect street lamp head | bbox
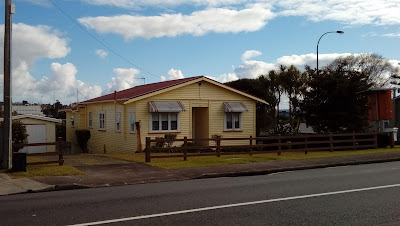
[336,31,344,34]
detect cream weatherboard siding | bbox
[15,117,59,152]
[65,78,261,153]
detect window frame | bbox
[71,115,75,128]
[224,112,242,131]
[88,112,93,128]
[99,111,106,130]
[150,112,180,133]
[116,112,121,132]
[129,114,135,133]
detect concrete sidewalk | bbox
[0,173,54,196]
[2,151,400,196]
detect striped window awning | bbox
[149,101,186,112]
[224,102,248,112]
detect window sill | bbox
[98,129,106,131]
[149,131,181,134]
[223,130,243,132]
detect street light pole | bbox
[317,31,344,76]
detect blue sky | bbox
[0,0,400,107]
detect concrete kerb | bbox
[195,156,400,179]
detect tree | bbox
[0,120,29,152]
[225,78,271,135]
[301,64,372,133]
[279,65,309,133]
[43,100,66,119]
[327,53,398,87]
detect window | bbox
[71,116,74,127]
[129,114,135,133]
[99,112,105,130]
[116,113,121,132]
[151,113,179,132]
[88,112,93,128]
[225,112,242,131]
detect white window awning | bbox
[149,101,186,112]
[224,102,248,112]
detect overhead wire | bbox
[48,0,159,79]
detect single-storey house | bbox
[63,76,267,153]
[12,115,61,153]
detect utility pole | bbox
[1,0,14,170]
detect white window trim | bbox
[224,112,243,131]
[149,112,180,133]
[99,111,106,130]
[129,113,135,133]
[88,112,93,128]
[116,112,121,132]
[71,115,75,128]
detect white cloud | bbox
[211,51,355,84]
[167,68,184,80]
[277,0,400,26]
[160,68,185,81]
[95,49,108,59]
[82,0,400,27]
[0,23,70,70]
[241,50,262,61]
[382,33,400,38]
[83,0,249,8]
[103,68,141,94]
[78,6,275,40]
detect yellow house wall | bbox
[81,102,137,154]
[66,80,258,153]
[137,81,256,147]
[17,118,58,152]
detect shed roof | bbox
[2,114,62,123]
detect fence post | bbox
[277,135,281,156]
[352,131,356,150]
[57,138,64,166]
[183,136,188,161]
[390,132,395,148]
[249,135,253,156]
[374,133,378,149]
[145,137,151,162]
[305,136,308,155]
[329,133,333,152]
[216,136,221,157]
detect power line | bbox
[48,0,159,79]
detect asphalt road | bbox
[1,161,400,226]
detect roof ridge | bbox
[81,76,203,104]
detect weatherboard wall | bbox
[65,80,258,153]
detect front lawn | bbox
[96,147,400,169]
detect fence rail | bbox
[12,138,65,166]
[145,132,394,162]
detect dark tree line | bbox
[226,53,399,135]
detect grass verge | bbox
[96,147,400,169]
[7,156,85,178]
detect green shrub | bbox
[75,129,91,153]
[0,120,29,152]
[164,133,177,148]
[56,123,66,140]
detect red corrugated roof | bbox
[81,76,203,104]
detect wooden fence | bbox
[12,138,65,166]
[145,132,394,162]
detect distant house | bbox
[366,88,395,132]
[2,103,45,116]
[62,76,267,153]
[6,115,61,153]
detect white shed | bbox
[12,115,62,153]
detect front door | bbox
[192,107,209,145]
